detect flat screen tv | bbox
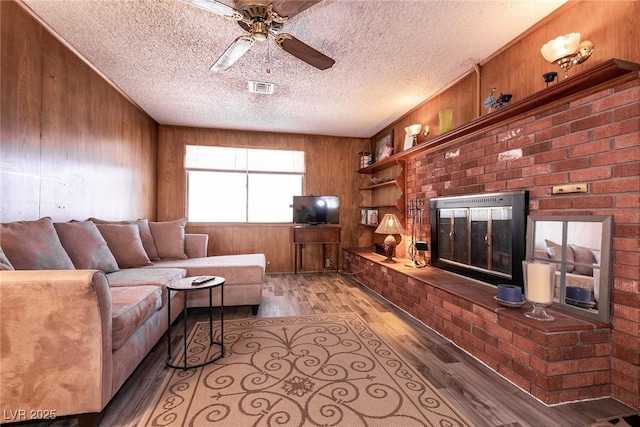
[292,196,340,225]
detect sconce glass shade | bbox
[541,32,581,63]
[404,124,422,136]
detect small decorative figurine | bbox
[483,88,512,112]
[543,71,558,87]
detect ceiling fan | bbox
[180,0,335,72]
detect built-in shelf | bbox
[358,156,403,174]
[360,204,397,209]
[359,180,397,191]
[357,160,405,251]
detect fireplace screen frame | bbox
[430,191,529,287]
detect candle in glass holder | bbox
[526,263,553,304]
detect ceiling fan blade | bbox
[210,35,254,72]
[271,0,322,18]
[276,34,334,70]
[179,0,241,19]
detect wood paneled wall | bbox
[157,126,369,272]
[373,0,640,152]
[0,1,158,223]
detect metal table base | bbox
[166,277,225,370]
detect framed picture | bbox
[367,209,379,225]
[375,130,394,162]
[361,209,368,225]
[403,134,414,151]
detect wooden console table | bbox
[293,226,341,274]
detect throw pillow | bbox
[0,217,75,270]
[90,218,160,261]
[0,247,15,270]
[149,218,188,259]
[53,221,120,273]
[134,219,160,261]
[570,243,596,276]
[96,224,152,268]
[545,239,575,273]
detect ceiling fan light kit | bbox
[181,0,335,72]
[251,21,269,41]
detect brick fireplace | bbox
[345,69,640,408]
[343,250,612,405]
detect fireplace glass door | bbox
[438,207,512,278]
[430,191,528,286]
[437,209,468,264]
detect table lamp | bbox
[375,214,405,263]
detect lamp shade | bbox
[374,214,405,235]
[404,124,422,136]
[541,32,581,63]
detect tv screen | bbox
[292,196,340,225]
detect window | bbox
[185,146,304,223]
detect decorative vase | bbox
[438,109,453,133]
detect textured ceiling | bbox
[20,0,567,138]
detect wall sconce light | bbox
[405,124,421,146]
[404,124,430,147]
[541,32,594,78]
[374,213,405,263]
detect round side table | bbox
[166,276,225,370]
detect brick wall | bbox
[343,250,613,405]
[352,78,640,408]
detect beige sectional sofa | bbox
[0,217,265,425]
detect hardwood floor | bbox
[18,273,635,427]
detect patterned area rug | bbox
[586,414,640,427]
[141,313,472,426]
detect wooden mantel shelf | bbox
[361,59,640,173]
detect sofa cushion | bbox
[106,267,186,287]
[54,221,120,273]
[152,254,266,285]
[545,239,574,273]
[106,267,186,305]
[96,224,152,268]
[90,218,160,261]
[0,247,14,270]
[570,244,596,276]
[110,285,163,350]
[149,218,188,260]
[0,217,75,270]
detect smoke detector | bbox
[248,81,274,94]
